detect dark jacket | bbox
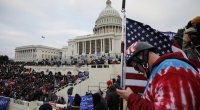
[93,93,107,110]
[107,86,120,110]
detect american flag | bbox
[125,67,147,93]
[124,18,200,94]
[125,18,173,93]
[126,18,172,55]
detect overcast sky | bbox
[0,0,199,59]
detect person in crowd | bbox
[182,16,200,62]
[105,80,112,102]
[72,94,81,110]
[117,41,200,109]
[39,103,52,110]
[107,85,120,110]
[57,96,66,104]
[112,77,121,89]
[116,75,121,87]
[92,93,107,110]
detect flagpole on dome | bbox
[121,0,126,89]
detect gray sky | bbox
[0,0,199,59]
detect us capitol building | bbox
[15,0,122,62]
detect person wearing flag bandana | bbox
[117,41,200,110]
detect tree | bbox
[0,55,9,64]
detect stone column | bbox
[95,40,97,54]
[109,38,111,52]
[32,49,34,61]
[90,40,91,54]
[101,39,103,53]
[103,39,105,53]
[22,50,24,59]
[26,50,28,59]
[110,38,112,52]
[22,50,23,59]
[84,41,86,54]
[24,50,26,59]
[18,51,20,59]
[27,49,30,59]
[77,42,79,55]
[82,41,84,55]
[20,51,22,60]
[23,50,25,60]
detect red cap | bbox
[107,80,112,86]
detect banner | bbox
[67,96,74,106]
[0,96,10,110]
[80,95,93,110]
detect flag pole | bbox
[121,1,127,110]
[121,0,126,89]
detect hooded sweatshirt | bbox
[127,52,200,110]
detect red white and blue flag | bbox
[126,18,172,55]
[125,67,147,93]
[124,18,200,93]
[125,18,174,93]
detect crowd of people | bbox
[0,54,121,110]
[20,54,121,67]
[4,16,200,109]
[0,63,89,104]
[65,75,121,110]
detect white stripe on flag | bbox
[125,79,147,87]
[125,67,147,93]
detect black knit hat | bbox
[39,103,52,110]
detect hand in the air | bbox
[116,87,133,101]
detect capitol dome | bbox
[93,0,122,34]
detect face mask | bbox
[132,51,151,78]
[131,63,150,79]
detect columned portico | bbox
[15,45,61,62]
[64,0,122,58]
[75,37,116,56]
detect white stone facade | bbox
[15,0,122,62]
[62,0,122,60]
[15,45,62,62]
